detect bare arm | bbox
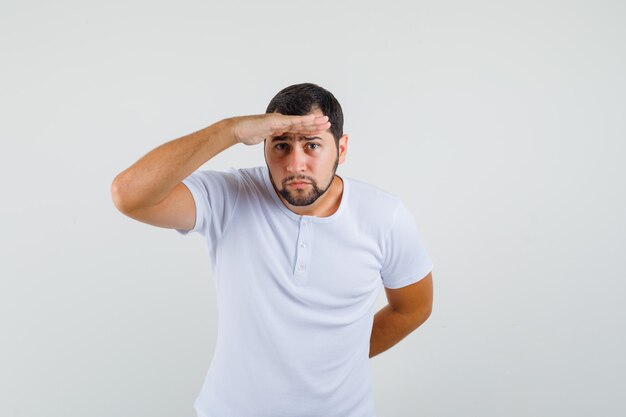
[111,118,238,213]
[369,272,433,358]
[110,113,331,230]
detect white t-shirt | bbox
[176,165,433,417]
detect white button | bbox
[300,242,306,248]
[302,220,308,225]
[298,263,305,270]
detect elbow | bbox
[111,175,133,213]
[424,305,433,321]
[418,303,432,322]
[418,299,433,322]
[426,296,434,319]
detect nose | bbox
[286,144,307,174]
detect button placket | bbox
[294,217,313,283]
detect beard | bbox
[273,156,339,207]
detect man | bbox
[111,83,434,417]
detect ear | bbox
[338,134,348,164]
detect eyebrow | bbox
[271,136,323,143]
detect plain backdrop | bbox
[1,0,625,416]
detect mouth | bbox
[287,181,311,188]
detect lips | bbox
[288,181,310,185]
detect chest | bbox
[216,208,385,308]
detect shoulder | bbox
[188,166,261,186]
[183,166,243,190]
[345,176,403,213]
[343,176,408,237]
[228,165,268,191]
[234,165,264,181]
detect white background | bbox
[1,1,625,416]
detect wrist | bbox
[218,117,241,145]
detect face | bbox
[264,108,348,207]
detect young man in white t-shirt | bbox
[111,82,434,417]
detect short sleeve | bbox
[380,200,434,289]
[175,168,241,243]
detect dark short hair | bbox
[265,83,344,144]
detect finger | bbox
[310,115,329,126]
[270,114,310,134]
[289,121,331,134]
[288,114,328,126]
[287,113,317,122]
[274,114,329,135]
[289,115,323,130]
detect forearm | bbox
[111,118,238,211]
[369,304,431,358]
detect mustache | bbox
[284,176,314,184]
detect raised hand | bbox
[230,113,331,146]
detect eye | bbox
[275,143,288,151]
[307,143,320,150]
